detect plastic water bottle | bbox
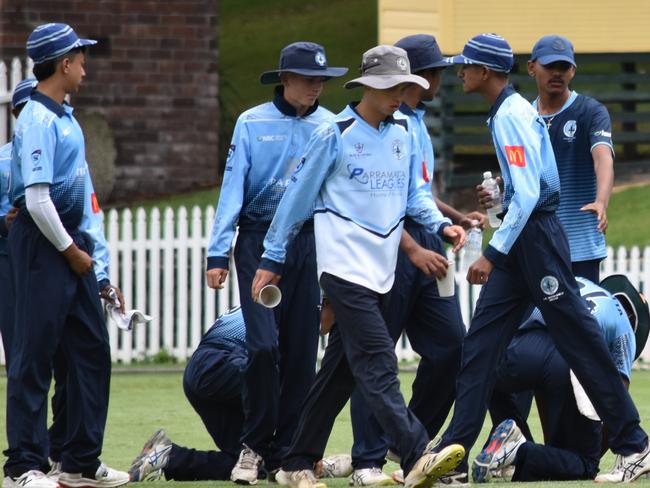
[482,171,502,228]
[462,220,483,272]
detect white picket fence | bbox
[0,57,33,146]
[5,204,639,366]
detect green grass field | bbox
[2,370,650,487]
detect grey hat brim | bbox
[260,67,349,85]
[344,74,429,90]
[534,54,577,68]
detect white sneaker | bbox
[404,444,465,488]
[619,443,650,482]
[471,419,525,483]
[349,468,395,486]
[595,454,624,483]
[230,445,263,485]
[488,465,514,481]
[59,463,129,488]
[128,430,173,482]
[3,472,58,488]
[47,462,62,483]
[321,455,353,478]
[280,470,327,488]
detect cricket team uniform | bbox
[0,143,14,365]
[261,103,450,475]
[435,85,646,469]
[533,91,613,282]
[490,277,635,481]
[162,307,248,481]
[349,103,464,469]
[5,92,111,478]
[206,87,330,468]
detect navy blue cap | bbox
[27,23,97,65]
[12,78,38,108]
[394,34,451,72]
[531,35,576,67]
[450,33,514,73]
[260,41,348,85]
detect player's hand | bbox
[5,207,18,230]
[251,268,281,302]
[442,224,466,253]
[580,201,608,232]
[319,298,336,336]
[206,268,229,289]
[405,244,449,279]
[459,211,487,230]
[467,255,494,285]
[62,243,93,276]
[476,176,503,209]
[100,284,126,314]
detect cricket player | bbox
[475,275,647,482]
[252,44,466,488]
[429,33,650,483]
[205,42,348,483]
[347,34,472,486]
[128,307,352,483]
[4,23,128,488]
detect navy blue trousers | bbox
[161,345,246,480]
[4,216,111,477]
[0,252,14,367]
[490,328,601,481]
[234,227,320,469]
[439,212,646,468]
[350,222,465,469]
[283,273,428,475]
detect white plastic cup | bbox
[257,284,282,308]
[436,259,456,297]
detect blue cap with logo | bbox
[27,23,97,65]
[12,78,38,108]
[260,41,348,85]
[450,33,514,73]
[531,35,576,67]
[394,34,451,72]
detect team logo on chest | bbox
[392,139,405,160]
[563,120,577,141]
[354,142,364,153]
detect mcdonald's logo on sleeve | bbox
[421,161,430,183]
[505,146,526,167]
[91,193,101,214]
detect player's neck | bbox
[356,98,385,129]
[36,78,67,105]
[481,78,509,105]
[401,88,420,110]
[536,90,571,115]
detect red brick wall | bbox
[0,0,219,202]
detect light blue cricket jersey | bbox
[80,168,110,284]
[206,87,335,270]
[261,103,450,294]
[10,92,110,283]
[200,305,247,355]
[11,92,87,230]
[0,143,12,255]
[397,102,440,202]
[533,92,612,263]
[484,85,561,266]
[522,277,635,380]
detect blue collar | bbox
[532,90,579,117]
[349,102,397,126]
[398,102,426,118]
[31,91,68,117]
[488,84,517,121]
[272,86,319,117]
